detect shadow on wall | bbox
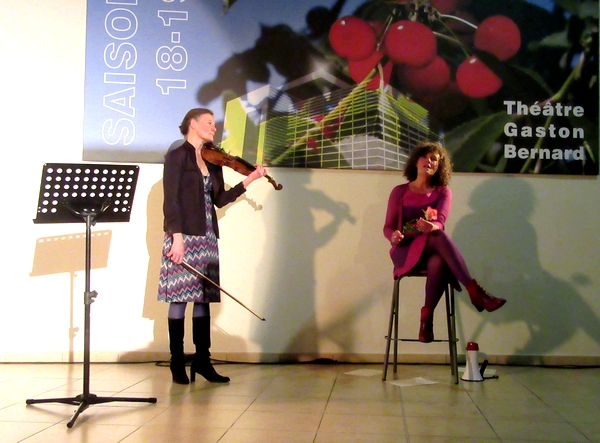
[251,169,356,358]
[140,179,168,352]
[30,231,112,362]
[312,176,393,357]
[452,177,598,358]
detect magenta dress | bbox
[383,183,452,279]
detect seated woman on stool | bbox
[383,141,506,343]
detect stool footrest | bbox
[385,336,453,343]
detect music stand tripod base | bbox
[26,392,158,428]
[27,163,157,428]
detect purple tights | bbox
[422,230,472,309]
[168,302,210,319]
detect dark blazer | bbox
[163,141,246,238]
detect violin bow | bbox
[180,260,266,321]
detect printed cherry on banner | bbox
[328,6,522,102]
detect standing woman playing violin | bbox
[158,108,267,384]
[383,141,506,343]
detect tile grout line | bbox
[215,363,283,442]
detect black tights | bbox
[423,230,472,309]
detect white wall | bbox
[1,0,598,365]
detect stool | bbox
[382,270,459,384]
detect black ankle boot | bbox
[191,353,230,383]
[191,317,230,383]
[168,318,189,385]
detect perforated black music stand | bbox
[27,163,157,428]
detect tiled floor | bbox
[0,361,598,442]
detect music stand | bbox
[27,163,157,428]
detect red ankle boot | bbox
[466,279,506,312]
[419,307,434,343]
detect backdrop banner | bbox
[83,0,598,175]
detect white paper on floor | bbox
[344,369,382,377]
[385,377,438,387]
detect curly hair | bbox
[179,108,213,136]
[403,141,452,187]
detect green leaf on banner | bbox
[554,0,599,18]
[445,113,517,172]
[223,0,238,15]
[566,115,598,163]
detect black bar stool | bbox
[382,270,459,384]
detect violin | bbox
[201,143,283,190]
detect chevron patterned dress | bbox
[158,175,220,303]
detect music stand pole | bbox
[27,163,157,428]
